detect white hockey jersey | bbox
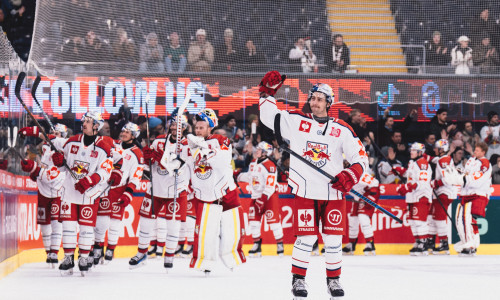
[114,142,145,191]
[188,134,237,202]
[352,172,379,202]
[237,157,277,199]
[259,95,369,200]
[377,159,403,184]
[461,156,492,197]
[37,136,67,198]
[59,135,113,205]
[149,134,190,198]
[404,157,433,204]
[433,155,460,199]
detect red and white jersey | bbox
[188,134,237,202]
[237,157,278,199]
[352,173,379,201]
[405,157,432,203]
[150,134,190,198]
[37,136,67,198]
[461,156,492,197]
[60,135,113,205]
[115,143,145,190]
[434,155,460,199]
[259,95,369,200]
[480,124,500,144]
[377,159,403,184]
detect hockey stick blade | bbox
[31,76,55,130]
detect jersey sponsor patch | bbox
[81,207,94,219]
[302,141,330,168]
[329,127,341,137]
[51,203,59,215]
[327,209,342,226]
[90,150,98,158]
[168,202,180,213]
[70,145,79,154]
[37,207,46,220]
[299,120,312,133]
[297,209,314,227]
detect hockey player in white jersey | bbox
[259,71,369,299]
[238,141,284,257]
[428,139,460,254]
[93,122,144,264]
[19,124,69,267]
[51,111,114,276]
[455,142,491,256]
[188,108,246,274]
[396,143,433,256]
[129,113,189,270]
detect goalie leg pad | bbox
[190,202,223,271]
[219,207,245,269]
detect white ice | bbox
[1,255,499,300]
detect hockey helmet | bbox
[196,108,218,128]
[434,139,449,152]
[256,141,273,156]
[122,122,141,138]
[82,111,105,131]
[307,83,334,105]
[410,142,425,153]
[53,123,68,138]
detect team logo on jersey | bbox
[71,145,79,154]
[81,207,93,219]
[62,202,70,212]
[71,160,90,180]
[327,209,342,226]
[157,164,169,176]
[46,166,60,180]
[299,120,312,133]
[297,209,314,228]
[251,176,260,187]
[302,141,330,168]
[194,159,213,180]
[168,202,180,213]
[51,203,60,215]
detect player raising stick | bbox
[259,70,369,299]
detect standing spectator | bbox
[165,32,187,73]
[472,34,499,74]
[325,34,350,73]
[480,111,500,158]
[112,28,136,66]
[139,32,164,72]
[222,115,243,143]
[490,154,500,184]
[471,8,499,49]
[240,38,265,71]
[451,36,473,75]
[424,133,436,157]
[188,29,214,72]
[429,108,456,140]
[215,28,240,71]
[426,31,449,66]
[61,34,86,73]
[82,30,109,66]
[346,109,367,141]
[377,109,395,147]
[289,37,317,73]
[462,121,480,150]
[388,130,409,166]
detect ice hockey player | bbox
[51,111,114,276]
[428,139,460,254]
[455,142,491,256]
[396,142,433,256]
[259,70,369,299]
[19,123,69,267]
[129,113,189,271]
[188,108,246,275]
[238,141,284,257]
[93,122,144,264]
[343,167,379,256]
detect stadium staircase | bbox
[327,0,407,73]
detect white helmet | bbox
[256,141,273,156]
[53,123,68,138]
[410,142,425,153]
[82,111,105,131]
[308,83,334,105]
[196,108,218,128]
[434,139,449,152]
[122,122,140,138]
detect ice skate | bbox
[321,247,325,254]
[147,244,157,257]
[59,254,74,276]
[92,244,104,265]
[277,241,284,257]
[248,239,262,257]
[78,256,89,276]
[311,240,319,256]
[47,252,58,268]
[204,270,211,277]
[411,239,428,256]
[327,277,345,299]
[129,252,147,269]
[86,255,94,271]
[363,241,376,256]
[175,244,184,256]
[104,248,114,264]
[459,248,476,257]
[291,275,308,299]
[434,240,450,255]
[45,252,51,266]
[164,256,174,272]
[425,236,435,254]
[155,246,164,258]
[409,241,419,256]
[181,244,193,257]
[342,242,355,255]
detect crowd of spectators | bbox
[0,0,35,61]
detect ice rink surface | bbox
[1,255,499,300]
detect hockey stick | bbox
[31,75,56,131]
[5,126,23,160]
[15,72,77,180]
[273,114,403,223]
[144,94,155,218]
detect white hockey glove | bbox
[160,151,177,169]
[187,134,208,150]
[165,158,183,177]
[442,165,464,186]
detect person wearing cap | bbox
[215,28,240,71]
[451,36,473,74]
[472,33,499,74]
[188,28,214,72]
[139,32,165,72]
[480,111,500,158]
[426,31,449,66]
[429,108,456,140]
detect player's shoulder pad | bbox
[332,119,357,138]
[131,145,144,158]
[262,159,277,173]
[156,134,167,140]
[416,157,429,169]
[438,155,452,168]
[207,134,230,148]
[63,134,82,147]
[479,157,490,172]
[289,110,312,120]
[94,137,113,156]
[181,138,189,146]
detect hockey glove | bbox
[187,134,208,150]
[19,126,39,138]
[259,70,286,97]
[152,148,164,163]
[331,164,363,194]
[0,159,7,170]
[396,183,417,196]
[254,195,267,214]
[431,179,443,189]
[108,169,123,186]
[392,166,406,178]
[75,173,101,194]
[142,147,154,162]
[51,151,65,167]
[116,189,133,208]
[165,158,183,177]
[21,159,38,173]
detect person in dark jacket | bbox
[429,108,456,139]
[325,34,350,73]
[426,31,450,66]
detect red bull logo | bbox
[194,163,213,180]
[302,141,330,168]
[72,160,90,180]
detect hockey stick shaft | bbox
[31,76,56,131]
[15,72,77,180]
[145,95,155,218]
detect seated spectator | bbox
[61,34,86,73]
[82,30,108,64]
[377,146,403,184]
[215,28,240,71]
[462,121,480,150]
[429,108,456,139]
[139,32,164,72]
[480,111,500,158]
[472,34,499,74]
[188,29,214,72]
[426,31,449,66]
[471,8,499,49]
[490,154,500,184]
[222,114,243,144]
[388,130,408,166]
[325,34,350,73]
[451,36,473,74]
[424,133,436,157]
[165,32,187,73]
[112,28,136,65]
[289,37,317,73]
[239,38,265,71]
